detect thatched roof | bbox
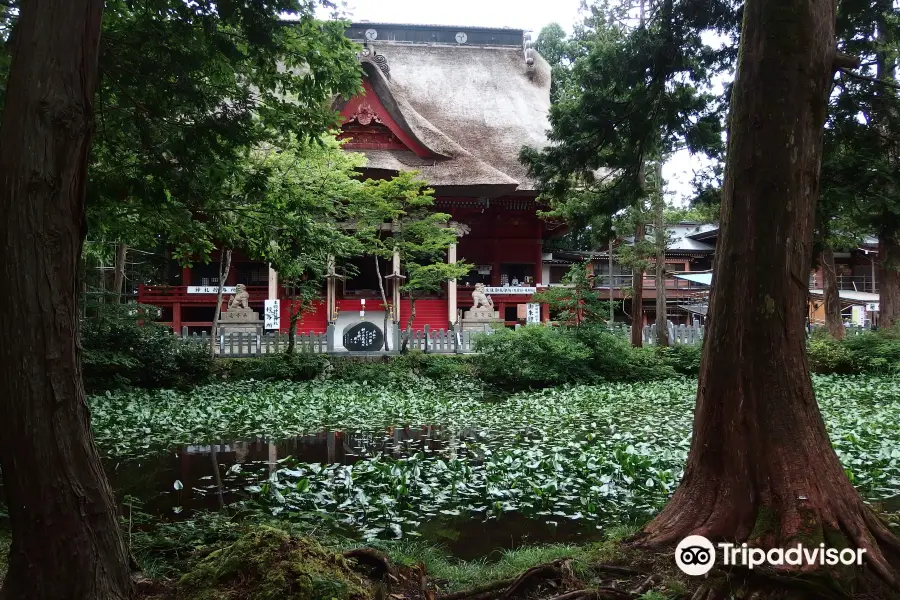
[342,24,551,195]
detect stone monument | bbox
[461,283,502,333]
[220,284,262,334]
[342,321,385,352]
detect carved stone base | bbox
[221,308,260,322]
[464,308,499,320]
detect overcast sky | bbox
[323,0,715,206]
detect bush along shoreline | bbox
[82,309,900,393]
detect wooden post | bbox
[268,265,278,300]
[172,302,182,333]
[326,324,335,353]
[181,326,188,338]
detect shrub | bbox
[656,343,703,377]
[212,353,327,382]
[472,326,595,389]
[81,303,212,392]
[809,326,900,375]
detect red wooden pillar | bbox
[173,302,182,333]
[225,264,237,286]
[541,302,550,323]
[492,239,501,286]
[181,266,192,286]
[535,221,543,285]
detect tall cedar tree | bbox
[522,0,734,347]
[0,0,133,598]
[820,0,900,329]
[638,0,900,594]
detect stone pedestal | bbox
[461,308,502,333]
[219,308,262,334]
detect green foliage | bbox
[655,344,703,376]
[808,328,900,375]
[472,325,677,389]
[532,263,615,325]
[212,354,328,382]
[329,353,476,383]
[472,326,595,388]
[90,377,900,543]
[177,526,371,600]
[82,0,364,258]
[521,0,736,242]
[81,303,212,391]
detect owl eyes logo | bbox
[675,536,716,575]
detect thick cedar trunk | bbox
[879,236,900,329]
[640,0,900,588]
[821,247,845,338]
[0,0,133,598]
[631,223,645,347]
[113,242,127,303]
[210,249,233,357]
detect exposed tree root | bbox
[437,579,516,600]
[343,547,394,579]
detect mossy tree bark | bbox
[0,0,133,598]
[639,0,900,590]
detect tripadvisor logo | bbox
[675,535,867,576]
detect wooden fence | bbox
[605,322,705,346]
[177,324,476,358]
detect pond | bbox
[93,375,900,559]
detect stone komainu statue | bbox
[471,283,494,309]
[228,284,250,310]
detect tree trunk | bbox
[821,247,845,338]
[639,0,900,590]
[631,222,645,347]
[113,242,127,303]
[210,249,233,358]
[374,254,391,351]
[653,163,669,347]
[401,294,416,352]
[287,289,299,355]
[879,235,900,329]
[0,0,133,598]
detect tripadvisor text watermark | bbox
[675,535,866,576]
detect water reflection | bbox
[106,425,481,520]
[103,425,614,558]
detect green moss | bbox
[177,526,371,600]
[0,528,9,580]
[749,506,779,542]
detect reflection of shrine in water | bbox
[108,425,484,519]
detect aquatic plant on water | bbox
[91,376,900,543]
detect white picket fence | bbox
[177,325,476,357]
[606,322,705,346]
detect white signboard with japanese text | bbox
[852,305,866,326]
[526,303,541,324]
[264,299,280,330]
[867,302,880,312]
[483,286,537,295]
[187,286,236,294]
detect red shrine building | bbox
[138,22,559,334]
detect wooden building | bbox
[138,22,560,333]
